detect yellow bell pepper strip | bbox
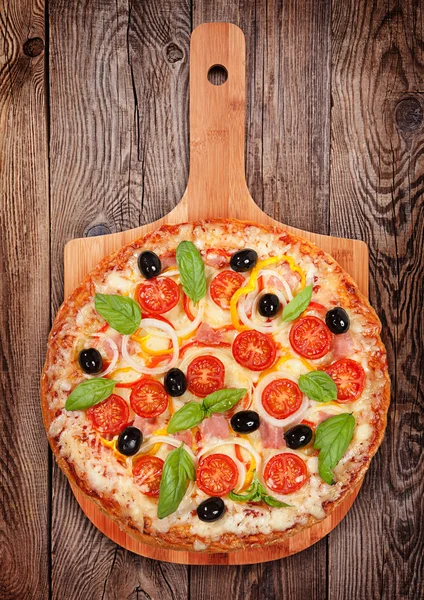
[230,255,306,331]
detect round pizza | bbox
[41,220,390,552]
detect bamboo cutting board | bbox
[64,22,368,564]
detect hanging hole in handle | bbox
[207,64,228,86]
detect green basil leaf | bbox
[176,241,206,304]
[94,293,141,335]
[314,413,355,484]
[282,285,313,322]
[229,473,291,507]
[157,444,194,519]
[180,447,196,481]
[298,371,337,402]
[167,402,206,434]
[202,388,247,415]
[229,485,259,503]
[262,495,291,508]
[65,378,116,411]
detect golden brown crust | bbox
[40,219,390,553]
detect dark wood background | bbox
[1,0,423,598]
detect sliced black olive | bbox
[164,368,187,397]
[197,497,226,522]
[258,293,280,318]
[138,250,161,279]
[230,249,258,272]
[284,424,313,449]
[230,410,260,434]
[117,426,143,456]
[78,348,103,374]
[325,307,350,334]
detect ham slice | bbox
[199,414,229,441]
[132,416,158,436]
[259,420,287,449]
[195,323,224,345]
[161,251,177,269]
[201,249,230,269]
[332,332,356,360]
[264,263,300,291]
[171,430,193,447]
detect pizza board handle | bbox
[183,22,260,221]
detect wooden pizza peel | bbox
[63,23,367,564]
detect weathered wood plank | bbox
[48,0,190,597]
[329,1,424,598]
[0,0,50,598]
[189,0,330,597]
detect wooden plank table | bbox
[1,0,423,598]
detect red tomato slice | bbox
[289,316,332,359]
[325,358,366,402]
[87,394,130,435]
[136,277,180,314]
[264,453,309,495]
[262,378,302,419]
[196,453,238,496]
[130,379,169,417]
[210,270,245,309]
[133,455,164,497]
[187,355,225,397]
[232,330,277,371]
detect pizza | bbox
[41,220,390,552]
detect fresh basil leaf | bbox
[282,285,313,322]
[176,241,206,304]
[229,483,259,503]
[229,472,291,507]
[65,378,116,411]
[180,447,196,481]
[94,293,141,335]
[167,402,206,434]
[262,495,291,508]
[202,388,247,415]
[298,371,337,403]
[158,444,194,519]
[314,413,355,485]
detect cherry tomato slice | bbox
[289,316,332,359]
[133,455,164,497]
[187,355,225,397]
[232,330,277,371]
[262,378,302,419]
[87,394,130,435]
[264,453,309,495]
[136,277,180,314]
[325,358,366,402]
[130,379,169,417]
[196,453,238,496]
[210,270,245,309]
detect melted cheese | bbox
[46,222,387,548]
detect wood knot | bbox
[165,43,183,63]
[85,224,111,237]
[23,37,44,57]
[395,97,423,133]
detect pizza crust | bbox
[41,219,390,552]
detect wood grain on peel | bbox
[330,1,424,599]
[0,0,50,598]
[49,0,191,598]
